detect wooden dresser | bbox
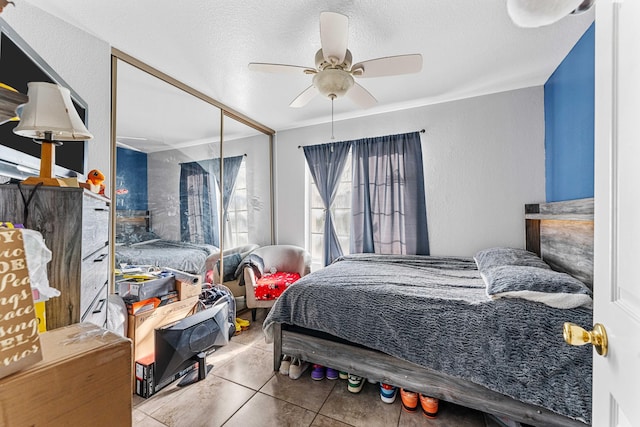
[0,184,110,330]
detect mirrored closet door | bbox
[110,50,274,291]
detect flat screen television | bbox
[0,19,88,179]
[154,301,230,390]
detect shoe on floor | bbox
[326,367,339,380]
[279,355,292,375]
[380,383,398,404]
[288,358,309,380]
[347,374,364,393]
[338,371,348,380]
[400,389,418,412]
[419,394,439,419]
[311,364,325,381]
[235,317,250,330]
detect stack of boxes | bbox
[117,267,203,397]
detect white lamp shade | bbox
[13,82,92,141]
[507,0,584,28]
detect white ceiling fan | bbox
[248,11,423,109]
[507,0,595,28]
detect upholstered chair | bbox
[244,245,311,320]
[205,243,259,297]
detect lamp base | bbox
[22,176,70,187]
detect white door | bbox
[593,0,640,425]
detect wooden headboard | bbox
[524,198,594,288]
[115,209,150,237]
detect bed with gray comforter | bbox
[263,253,592,425]
[115,239,219,274]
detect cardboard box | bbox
[127,296,199,362]
[134,354,155,398]
[119,275,176,302]
[134,354,196,398]
[177,279,203,301]
[0,323,132,427]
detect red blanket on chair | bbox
[254,272,301,300]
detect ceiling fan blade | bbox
[352,54,423,78]
[506,0,585,28]
[346,83,377,109]
[320,12,348,65]
[248,62,315,74]
[290,85,319,108]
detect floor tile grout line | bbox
[220,388,260,427]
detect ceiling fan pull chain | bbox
[331,96,335,139]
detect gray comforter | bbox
[115,240,219,274]
[263,254,592,424]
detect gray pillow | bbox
[474,247,550,272]
[483,265,592,309]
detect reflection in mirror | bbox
[213,115,273,304]
[114,58,223,278]
[222,115,272,250]
[111,53,274,308]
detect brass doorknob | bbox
[563,322,608,357]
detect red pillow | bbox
[254,272,301,300]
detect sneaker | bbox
[419,394,439,419]
[311,364,325,380]
[400,389,418,412]
[288,358,309,380]
[347,374,364,393]
[279,355,292,375]
[326,367,339,380]
[338,371,348,380]
[380,383,398,404]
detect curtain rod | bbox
[298,129,425,149]
[178,153,247,165]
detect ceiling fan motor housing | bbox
[315,49,352,70]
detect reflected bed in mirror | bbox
[115,210,219,275]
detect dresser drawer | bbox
[81,283,108,328]
[81,195,110,259]
[80,246,109,315]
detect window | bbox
[226,160,249,246]
[307,154,352,270]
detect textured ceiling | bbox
[22,0,593,145]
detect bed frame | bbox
[271,198,594,427]
[115,209,151,236]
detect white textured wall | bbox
[274,87,546,257]
[3,4,111,189]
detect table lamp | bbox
[13,82,93,186]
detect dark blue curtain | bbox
[350,131,429,255]
[179,161,219,246]
[303,142,352,266]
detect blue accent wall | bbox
[544,23,595,202]
[116,147,148,210]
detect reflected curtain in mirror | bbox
[211,155,244,247]
[179,161,219,246]
[350,131,429,255]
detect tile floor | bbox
[133,310,504,427]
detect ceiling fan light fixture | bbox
[313,69,354,99]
